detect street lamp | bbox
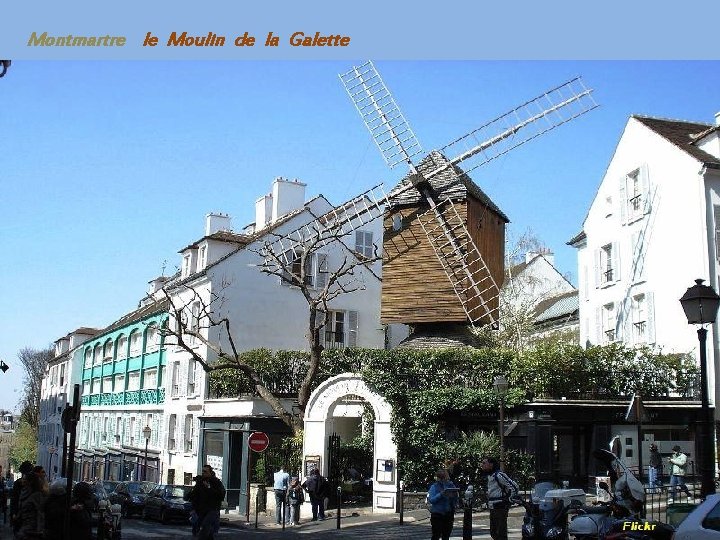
[142,425,152,481]
[493,375,509,467]
[0,360,9,373]
[680,278,720,498]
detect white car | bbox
[673,494,720,539]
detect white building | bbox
[38,327,97,480]
[159,177,406,500]
[569,112,720,403]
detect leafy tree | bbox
[17,346,53,429]
[9,420,37,467]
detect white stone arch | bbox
[303,373,398,513]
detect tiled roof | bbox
[633,115,720,168]
[387,151,510,222]
[179,230,252,253]
[98,298,170,338]
[566,230,586,247]
[533,290,579,324]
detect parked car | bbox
[142,484,193,523]
[102,480,120,496]
[673,493,720,539]
[108,481,156,518]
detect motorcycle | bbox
[521,481,580,540]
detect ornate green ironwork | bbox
[125,390,140,405]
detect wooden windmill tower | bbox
[260,63,597,334]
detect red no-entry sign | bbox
[248,431,269,453]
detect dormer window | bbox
[181,254,192,278]
[198,245,207,270]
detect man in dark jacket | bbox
[195,464,226,540]
[301,468,328,521]
[9,460,33,534]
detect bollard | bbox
[399,481,404,525]
[282,497,286,531]
[255,489,260,529]
[336,485,342,529]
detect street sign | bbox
[248,431,269,453]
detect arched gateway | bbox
[303,373,398,513]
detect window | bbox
[145,324,159,352]
[127,371,140,391]
[187,360,196,396]
[626,169,643,220]
[168,414,177,451]
[115,417,122,444]
[632,294,647,343]
[129,330,142,357]
[189,302,201,344]
[83,380,90,395]
[103,340,113,362]
[59,364,65,386]
[184,415,194,453]
[143,368,157,389]
[321,310,359,349]
[181,253,192,278]
[282,251,315,287]
[92,377,101,394]
[355,230,374,258]
[604,195,613,217]
[602,303,616,342]
[392,214,403,231]
[600,244,614,284]
[171,361,180,397]
[129,416,136,446]
[84,348,92,368]
[103,417,108,442]
[116,334,128,360]
[114,374,125,393]
[93,344,102,365]
[102,376,112,393]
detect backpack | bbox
[493,471,519,503]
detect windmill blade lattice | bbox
[339,61,423,170]
[433,77,598,178]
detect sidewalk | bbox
[219,505,528,538]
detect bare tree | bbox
[17,346,54,428]
[159,214,382,435]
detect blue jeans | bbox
[275,491,289,524]
[198,509,220,540]
[670,475,690,498]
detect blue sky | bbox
[1,60,718,411]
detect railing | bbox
[125,390,140,405]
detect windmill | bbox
[261,62,597,330]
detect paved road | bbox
[117,510,527,539]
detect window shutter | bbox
[178,360,188,397]
[316,253,328,289]
[193,417,200,455]
[647,292,656,344]
[582,265,589,301]
[641,163,651,215]
[619,175,627,225]
[595,307,602,344]
[611,242,620,283]
[152,415,160,447]
[622,299,632,343]
[594,249,601,288]
[714,205,720,263]
[348,311,359,348]
[280,250,293,286]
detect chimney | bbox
[148,276,169,295]
[715,112,720,126]
[205,213,232,236]
[255,193,273,230]
[271,177,307,222]
[525,251,539,264]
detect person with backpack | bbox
[272,464,290,526]
[481,456,519,540]
[287,477,305,525]
[301,468,328,521]
[9,460,33,535]
[427,469,458,540]
[668,445,692,501]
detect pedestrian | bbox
[427,469,458,540]
[194,464,226,540]
[184,475,204,536]
[481,456,520,540]
[668,445,692,501]
[648,443,663,491]
[273,464,290,525]
[9,460,33,536]
[302,468,328,521]
[15,471,47,540]
[68,482,94,540]
[44,478,68,540]
[288,477,305,525]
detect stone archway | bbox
[304,373,397,513]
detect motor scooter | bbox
[521,482,580,540]
[568,449,644,539]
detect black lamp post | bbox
[680,278,720,498]
[142,425,152,481]
[493,375,509,467]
